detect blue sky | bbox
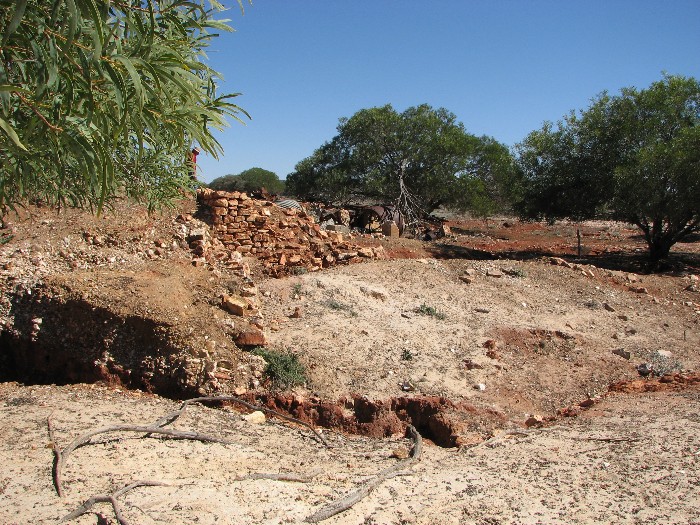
[196,1,700,183]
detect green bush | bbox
[324,298,358,317]
[251,348,307,389]
[414,303,446,320]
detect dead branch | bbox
[59,480,169,525]
[54,393,329,496]
[305,425,422,523]
[47,413,63,497]
[56,424,234,496]
[152,395,330,448]
[235,472,318,483]
[570,435,641,443]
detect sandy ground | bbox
[1,382,699,525]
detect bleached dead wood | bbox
[55,424,234,496]
[59,480,169,525]
[53,394,330,497]
[305,425,422,523]
[47,413,63,498]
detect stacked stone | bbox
[197,189,385,276]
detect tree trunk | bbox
[647,238,672,262]
[636,215,700,264]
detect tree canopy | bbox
[515,74,700,261]
[0,0,249,215]
[285,104,516,221]
[209,167,284,194]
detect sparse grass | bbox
[414,303,446,320]
[251,347,307,389]
[324,298,358,317]
[503,267,527,278]
[583,299,601,310]
[646,351,684,377]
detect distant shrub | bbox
[324,298,358,317]
[414,303,446,320]
[503,267,527,278]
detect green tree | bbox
[209,167,284,194]
[0,0,249,215]
[286,104,515,221]
[238,167,284,194]
[209,174,243,192]
[516,75,700,262]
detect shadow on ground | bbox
[426,242,700,275]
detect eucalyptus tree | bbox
[286,104,516,221]
[516,74,700,262]
[210,167,284,194]
[0,0,249,215]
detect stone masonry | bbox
[197,188,386,277]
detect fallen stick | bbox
[235,472,318,483]
[152,395,330,448]
[56,424,234,496]
[571,435,641,443]
[47,413,63,497]
[59,480,169,524]
[305,425,422,523]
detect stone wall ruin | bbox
[196,188,386,277]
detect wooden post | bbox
[577,229,582,257]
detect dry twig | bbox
[305,425,422,523]
[47,413,63,497]
[154,395,330,448]
[56,424,234,496]
[235,472,318,483]
[59,480,169,525]
[571,435,641,443]
[54,394,330,496]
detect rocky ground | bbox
[0,195,699,524]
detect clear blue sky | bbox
[196,1,700,183]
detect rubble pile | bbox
[197,189,387,277]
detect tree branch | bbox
[154,395,330,448]
[304,425,422,523]
[59,480,170,525]
[47,413,63,498]
[56,424,234,496]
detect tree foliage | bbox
[0,0,249,215]
[516,75,700,261]
[209,167,284,194]
[285,104,516,221]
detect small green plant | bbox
[503,267,527,278]
[324,298,358,317]
[414,303,446,320]
[645,351,684,377]
[251,347,307,389]
[401,348,414,361]
[583,299,601,310]
[292,267,308,276]
[0,234,13,245]
[292,283,303,296]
